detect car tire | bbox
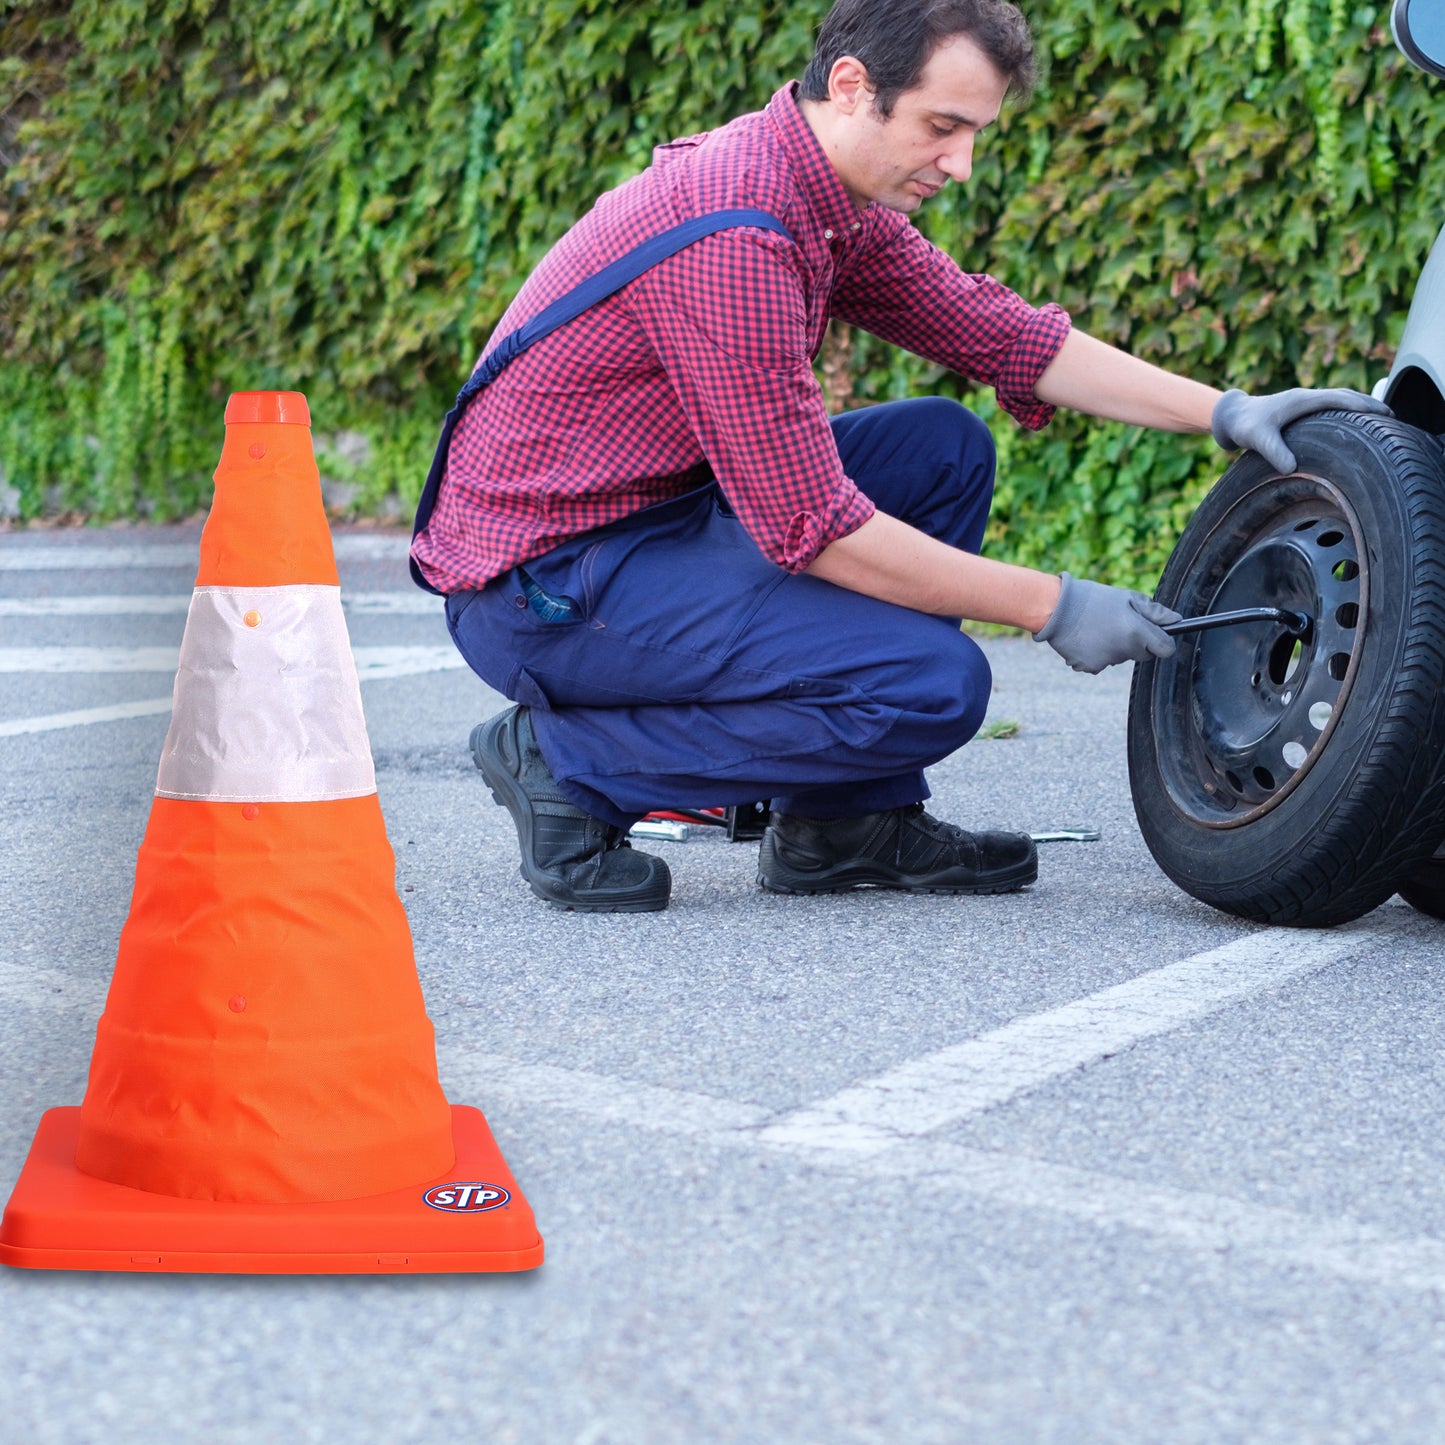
[1127,411,1445,926]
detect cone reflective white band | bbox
[155,585,377,802]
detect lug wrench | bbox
[1162,606,1311,637]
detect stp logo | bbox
[423,1182,511,1213]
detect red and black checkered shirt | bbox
[411,83,1071,594]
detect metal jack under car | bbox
[1126,0,1445,928]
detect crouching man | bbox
[411,0,1384,911]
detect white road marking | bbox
[0,596,191,616]
[0,644,464,676]
[0,591,440,617]
[854,1140,1445,1295]
[0,545,199,571]
[352,647,468,681]
[0,647,183,673]
[0,699,176,738]
[448,1055,772,1136]
[345,592,443,615]
[0,536,409,571]
[0,647,467,735]
[6,945,1444,1292]
[440,1025,1445,1294]
[753,923,1406,1155]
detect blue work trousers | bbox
[445,396,997,829]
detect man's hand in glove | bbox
[1211,388,1391,473]
[1033,573,1180,674]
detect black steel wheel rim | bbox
[1151,473,1367,829]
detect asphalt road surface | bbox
[3,523,1444,1444]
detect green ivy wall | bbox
[1,0,1440,585]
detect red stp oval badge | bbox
[423,1182,511,1213]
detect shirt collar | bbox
[766,82,867,239]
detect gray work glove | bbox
[1033,573,1180,674]
[1211,387,1391,473]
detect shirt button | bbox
[514,595,527,608]
[851,222,861,231]
[824,229,834,239]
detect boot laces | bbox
[900,802,968,841]
[894,803,970,864]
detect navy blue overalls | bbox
[413,211,998,831]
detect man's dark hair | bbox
[799,0,1036,116]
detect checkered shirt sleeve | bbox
[835,212,1072,430]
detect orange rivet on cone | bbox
[0,391,542,1276]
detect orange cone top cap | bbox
[224,391,311,426]
[201,391,335,586]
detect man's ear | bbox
[828,55,875,115]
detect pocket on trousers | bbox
[518,567,584,624]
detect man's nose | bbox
[938,133,975,182]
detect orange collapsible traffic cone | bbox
[0,391,542,1273]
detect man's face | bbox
[829,35,1009,213]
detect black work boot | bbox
[470,706,671,912]
[757,803,1037,895]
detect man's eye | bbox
[930,124,954,137]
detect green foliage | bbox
[978,717,1021,739]
[2,0,1442,585]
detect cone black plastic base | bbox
[0,1106,543,1274]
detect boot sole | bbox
[756,837,1037,896]
[470,718,670,913]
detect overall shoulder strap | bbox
[411,207,794,594]
[460,208,792,400]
